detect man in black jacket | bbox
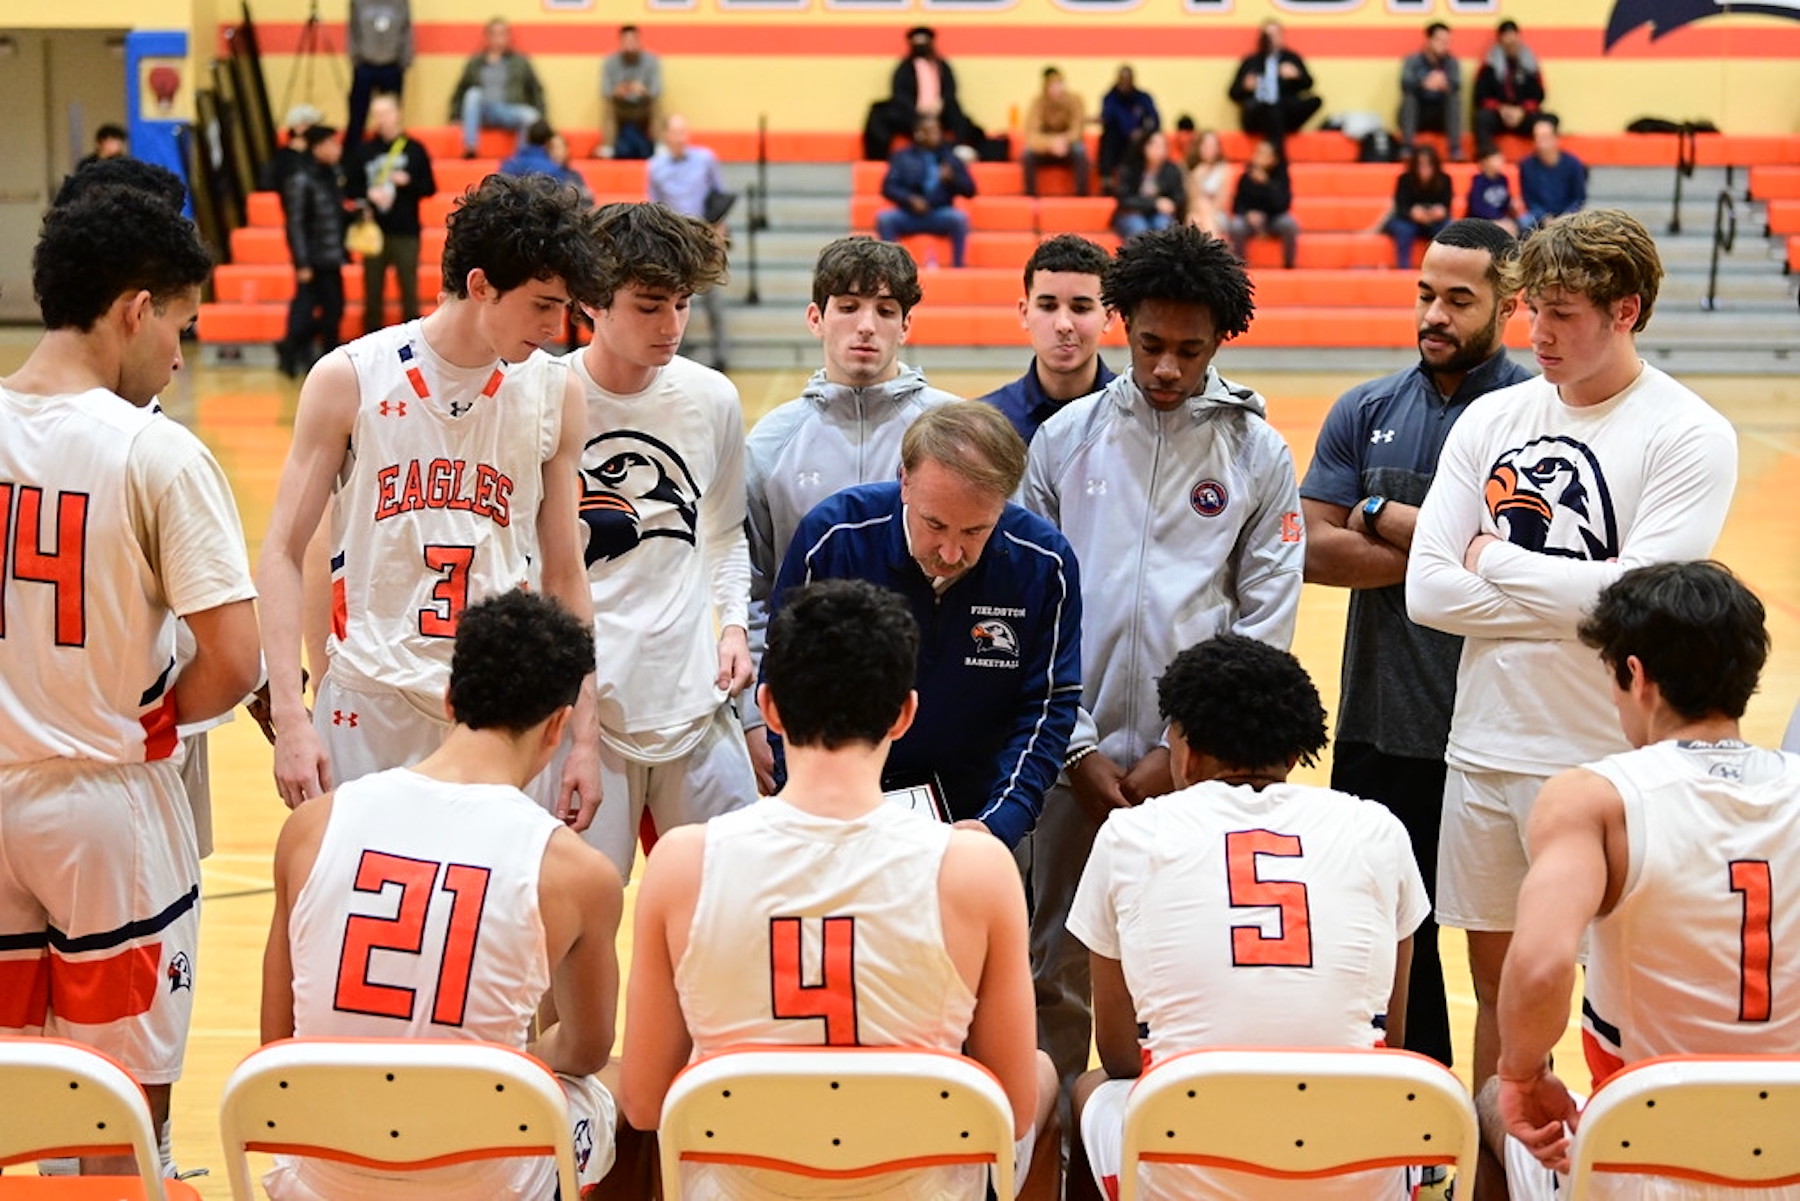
[344,94,436,334]
[279,126,348,378]
[1228,20,1324,146]
[862,27,982,160]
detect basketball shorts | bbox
[0,757,201,1085]
[264,1071,617,1200]
[577,705,758,882]
[312,674,449,788]
[1435,768,1549,932]
[1079,1078,1408,1200]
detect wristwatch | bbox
[1361,495,1388,529]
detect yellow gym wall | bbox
[68,0,1800,136]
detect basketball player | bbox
[1068,635,1428,1201]
[261,590,624,1199]
[623,579,1061,1198]
[564,202,757,878]
[1406,209,1738,1194]
[741,236,958,790]
[1498,562,1800,1200]
[258,173,606,823]
[1022,223,1304,1091]
[976,234,1116,444]
[0,188,261,1172]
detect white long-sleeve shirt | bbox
[1407,364,1737,775]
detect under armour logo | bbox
[1370,429,1396,444]
[378,400,407,417]
[449,398,472,417]
[332,710,359,727]
[795,470,821,488]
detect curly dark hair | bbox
[1023,234,1111,294]
[448,590,594,733]
[34,189,211,332]
[53,158,188,211]
[1102,223,1255,338]
[1579,561,1768,722]
[1157,634,1327,770]
[810,236,924,317]
[441,173,607,308]
[766,580,919,750]
[583,201,728,311]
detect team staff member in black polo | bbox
[1298,218,1529,1068]
[764,401,1082,847]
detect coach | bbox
[764,401,1082,847]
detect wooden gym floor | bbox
[5,331,1799,1194]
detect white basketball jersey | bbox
[1583,740,1800,1087]
[328,322,562,703]
[1068,781,1431,1067]
[288,767,562,1046]
[676,799,982,1201]
[0,389,181,764]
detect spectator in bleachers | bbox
[344,93,435,335]
[1467,148,1520,234]
[1474,19,1546,158]
[1110,130,1186,243]
[602,24,662,161]
[76,123,128,169]
[1097,65,1159,188]
[1400,22,1464,161]
[649,115,732,371]
[1229,21,1323,147]
[1184,128,1231,237]
[977,234,1116,444]
[1227,139,1298,270]
[862,26,980,161]
[1022,67,1091,197]
[1518,115,1586,231]
[346,0,411,153]
[449,17,545,159]
[500,121,591,203]
[876,113,976,268]
[259,104,324,193]
[1385,144,1454,269]
[278,126,348,378]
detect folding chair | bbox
[216,1037,579,1200]
[0,1036,201,1200]
[1117,1046,1478,1201]
[1567,1054,1800,1199]
[658,1046,1016,1201]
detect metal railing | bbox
[1703,188,1736,312]
[1668,124,1699,236]
[743,115,771,305]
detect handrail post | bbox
[1669,124,1696,236]
[1703,188,1735,312]
[744,115,767,306]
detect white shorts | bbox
[1435,768,1549,932]
[317,673,564,807]
[575,705,757,882]
[265,1070,617,1200]
[1079,1078,1410,1201]
[0,758,200,1085]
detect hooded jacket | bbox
[1023,368,1303,765]
[741,364,958,724]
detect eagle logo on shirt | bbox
[573,1118,595,1173]
[971,619,1020,657]
[578,431,700,566]
[167,951,193,993]
[1483,435,1619,561]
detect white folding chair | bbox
[216,1037,579,1201]
[1117,1046,1478,1200]
[0,1036,201,1200]
[657,1046,1016,1201]
[1567,1054,1800,1199]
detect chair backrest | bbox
[1567,1054,1800,1199]
[1118,1046,1477,1201]
[216,1037,578,1201]
[657,1046,1015,1201]
[0,1037,171,1199]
